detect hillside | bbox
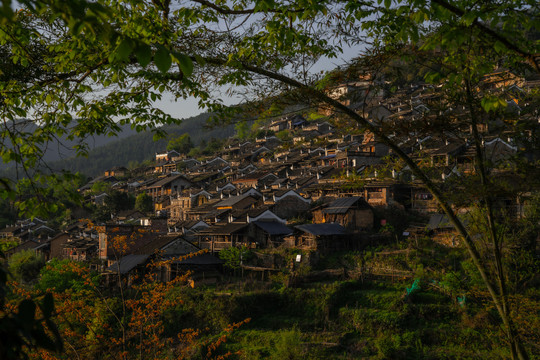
[0,120,139,170]
[46,112,236,177]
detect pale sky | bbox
[152,46,365,120]
[151,1,367,118]
[10,0,367,120]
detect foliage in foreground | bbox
[1,256,248,359]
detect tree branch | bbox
[431,0,540,73]
[201,55,530,358]
[190,0,305,15]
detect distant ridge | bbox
[46,112,236,177]
[0,120,139,169]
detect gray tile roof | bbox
[147,174,190,189]
[107,254,150,274]
[323,196,370,214]
[295,223,346,236]
[215,194,254,208]
[252,221,292,235]
[198,222,249,235]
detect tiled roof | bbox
[198,222,249,235]
[107,254,150,274]
[252,221,292,235]
[215,194,255,208]
[147,174,190,189]
[134,234,181,255]
[323,197,370,214]
[295,223,346,236]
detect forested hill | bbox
[46,112,235,177]
[0,120,140,170]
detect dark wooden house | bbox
[284,223,349,251]
[196,223,251,253]
[249,221,293,247]
[312,196,374,232]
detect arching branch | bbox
[431,0,540,73]
[190,0,305,15]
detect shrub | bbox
[219,246,253,270]
[36,259,99,293]
[8,250,45,283]
[270,328,305,360]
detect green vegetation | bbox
[1,228,538,359]
[173,278,539,359]
[167,133,193,154]
[219,246,253,271]
[8,250,46,284]
[0,256,63,359]
[36,259,99,293]
[134,192,153,214]
[0,240,18,252]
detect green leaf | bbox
[135,44,152,67]
[115,39,133,62]
[462,12,477,26]
[194,54,206,66]
[172,52,193,77]
[154,47,172,73]
[493,41,506,53]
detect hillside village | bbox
[2,69,539,284]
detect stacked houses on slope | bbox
[1,69,537,283]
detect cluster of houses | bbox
[1,69,537,283]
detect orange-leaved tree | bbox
[21,246,248,359]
